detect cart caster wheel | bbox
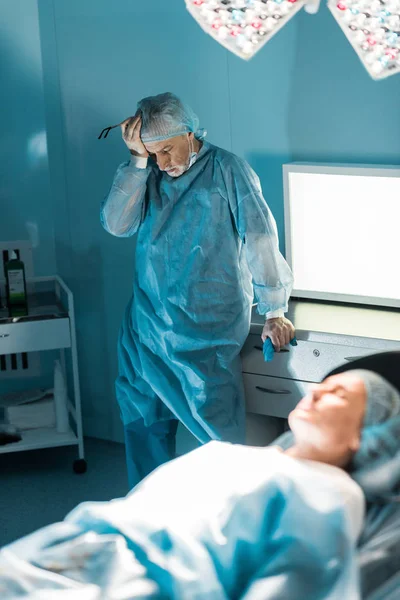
[73,459,87,474]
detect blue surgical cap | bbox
[137,92,206,144]
[349,370,400,472]
[351,370,400,428]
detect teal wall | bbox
[0,1,57,396]
[0,0,55,275]
[2,0,399,441]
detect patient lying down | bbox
[1,368,399,599]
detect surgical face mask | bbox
[187,133,198,169]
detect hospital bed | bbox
[1,443,399,599]
[1,354,400,599]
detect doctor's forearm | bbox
[101,160,149,237]
[246,241,294,316]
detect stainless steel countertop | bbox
[250,300,400,350]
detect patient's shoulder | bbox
[286,456,366,541]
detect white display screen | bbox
[285,167,400,308]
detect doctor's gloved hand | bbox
[121,115,149,158]
[262,317,296,351]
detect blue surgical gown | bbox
[101,141,293,442]
[0,444,364,599]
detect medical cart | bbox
[0,276,86,473]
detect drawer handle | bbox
[0,333,10,339]
[344,355,366,362]
[255,386,291,395]
[254,345,289,353]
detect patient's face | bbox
[289,373,367,464]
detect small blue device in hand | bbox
[263,337,298,362]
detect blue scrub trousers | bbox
[124,418,179,490]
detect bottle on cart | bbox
[54,360,69,433]
[5,251,28,317]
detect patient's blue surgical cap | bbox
[349,370,400,472]
[351,370,400,427]
[137,92,206,144]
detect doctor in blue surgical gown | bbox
[101,93,295,488]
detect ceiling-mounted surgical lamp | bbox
[329,0,400,79]
[185,0,309,60]
[186,0,400,79]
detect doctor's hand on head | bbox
[262,317,296,351]
[121,115,149,158]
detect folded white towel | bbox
[6,398,56,430]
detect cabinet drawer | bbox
[241,334,376,382]
[0,318,71,354]
[244,373,309,418]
